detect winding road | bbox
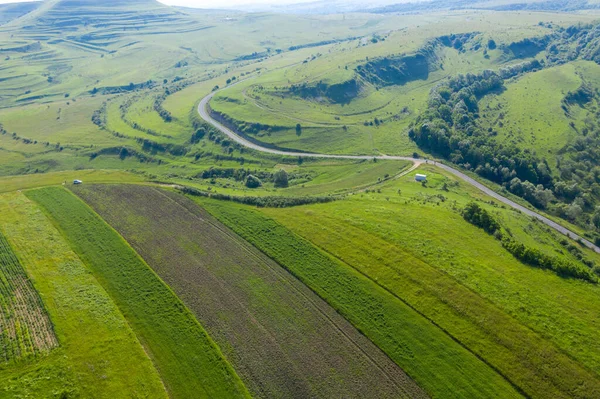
[198,89,600,254]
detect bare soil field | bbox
[74,184,427,399]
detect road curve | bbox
[198,89,600,254]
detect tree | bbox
[245,175,262,188]
[273,169,289,188]
[592,209,600,230]
[462,202,501,234]
[191,128,206,144]
[566,202,583,221]
[296,123,302,136]
[487,39,497,50]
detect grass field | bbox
[3,1,600,397]
[480,62,587,167]
[197,197,524,398]
[74,184,426,399]
[0,169,146,194]
[0,191,167,398]
[206,12,598,156]
[258,165,600,398]
[26,187,250,399]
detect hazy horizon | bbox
[0,0,320,7]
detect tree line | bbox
[180,186,340,208]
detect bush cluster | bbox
[462,202,597,283]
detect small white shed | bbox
[415,174,427,182]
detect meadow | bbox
[207,11,598,156]
[479,61,592,167]
[27,187,250,399]
[198,197,524,398]
[259,166,600,398]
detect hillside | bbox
[0,2,39,25]
[2,1,600,398]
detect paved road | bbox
[198,89,600,254]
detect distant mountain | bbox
[367,0,599,14]
[223,0,409,14]
[0,2,40,25]
[1,0,209,46]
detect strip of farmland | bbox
[73,184,427,399]
[27,187,250,399]
[0,191,168,397]
[0,230,57,363]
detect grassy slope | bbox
[480,62,586,167]
[174,159,410,197]
[260,165,600,398]
[207,12,597,156]
[26,187,250,399]
[197,198,522,399]
[75,184,426,399]
[0,191,167,398]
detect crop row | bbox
[0,232,57,363]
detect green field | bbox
[194,163,600,399]
[479,62,587,166]
[197,197,525,398]
[261,166,600,398]
[0,191,167,398]
[26,187,250,399]
[0,230,57,364]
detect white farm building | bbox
[415,174,427,182]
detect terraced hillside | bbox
[0,2,39,25]
[3,1,600,397]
